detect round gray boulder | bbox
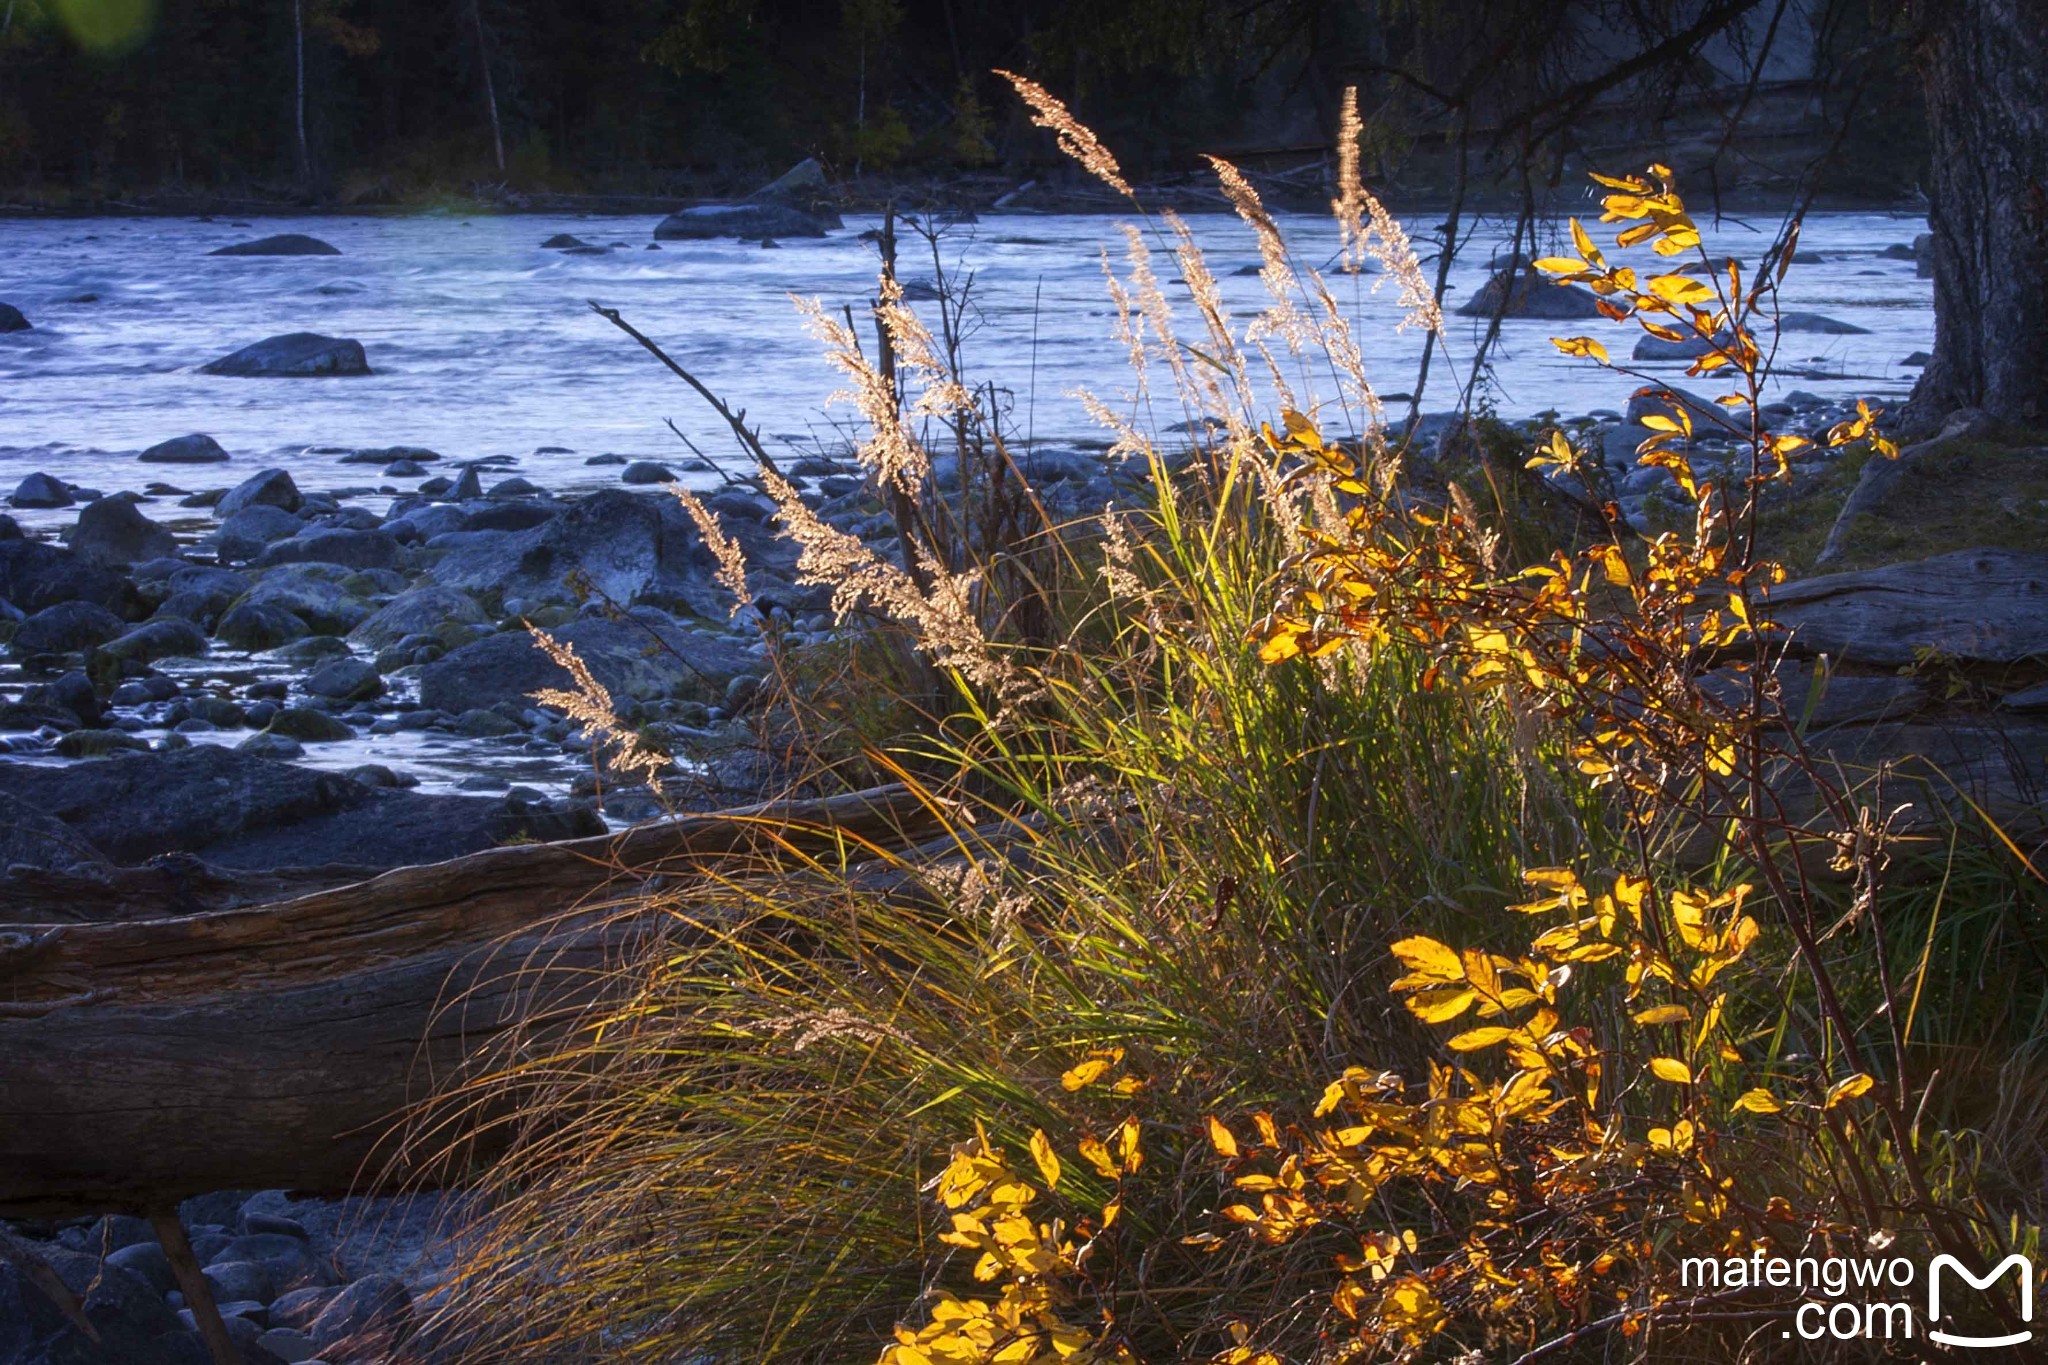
[201,333,370,377]
[71,496,179,565]
[11,472,73,508]
[140,433,232,463]
[218,467,303,517]
[208,233,342,256]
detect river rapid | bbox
[2,207,1934,514]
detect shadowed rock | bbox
[201,333,369,377]
[208,233,342,256]
[140,433,231,463]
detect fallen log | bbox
[0,784,951,1217]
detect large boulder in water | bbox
[140,432,231,464]
[218,467,303,517]
[70,496,178,566]
[0,303,30,333]
[208,233,342,256]
[232,563,377,634]
[653,201,841,241]
[420,488,746,614]
[11,600,126,655]
[201,332,370,377]
[10,472,73,508]
[252,526,403,571]
[417,609,757,713]
[1456,266,1604,319]
[347,585,489,649]
[0,540,139,615]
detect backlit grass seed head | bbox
[527,624,670,784]
[798,294,931,499]
[997,70,1133,199]
[1332,86,1369,273]
[668,486,753,619]
[761,471,1030,703]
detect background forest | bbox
[1,0,1926,208]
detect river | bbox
[2,206,1934,526]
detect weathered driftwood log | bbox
[0,785,949,1217]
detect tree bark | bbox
[1909,0,2048,427]
[292,0,310,191]
[469,0,506,175]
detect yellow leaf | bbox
[1631,1005,1691,1026]
[1390,936,1465,984]
[1595,543,1632,587]
[1647,274,1714,307]
[1650,1057,1693,1085]
[1112,1074,1149,1096]
[1825,1073,1876,1109]
[1061,1058,1112,1091]
[1447,1025,1515,1052]
[1028,1130,1061,1191]
[1076,1134,1118,1178]
[1638,413,1682,433]
[1101,1195,1122,1228]
[1116,1116,1143,1174]
[1550,335,1611,364]
[1205,1115,1239,1159]
[1533,255,1586,276]
[1732,1088,1782,1115]
[1405,986,1478,1023]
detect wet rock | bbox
[1778,311,1870,335]
[1456,266,1603,319]
[71,496,179,565]
[53,728,152,758]
[454,707,522,737]
[0,1243,188,1364]
[259,1326,320,1362]
[305,656,384,702]
[10,472,73,509]
[309,1273,414,1363]
[461,501,556,533]
[266,706,355,742]
[209,233,342,256]
[653,201,841,240]
[238,731,306,759]
[344,763,416,788]
[0,786,95,873]
[487,476,544,498]
[235,564,376,634]
[421,487,765,616]
[620,460,674,485]
[214,504,306,561]
[205,1232,332,1299]
[219,468,304,517]
[541,233,596,249]
[253,527,403,572]
[449,465,483,501]
[282,634,356,666]
[106,1240,177,1296]
[345,586,489,649]
[12,600,126,654]
[418,610,756,713]
[217,601,313,651]
[99,615,209,664]
[202,333,370,377]
[140,432,232,464]
[342,445,439,465]
[1631,330,1730,361]
[0,301,31,332]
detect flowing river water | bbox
[0,207,1936,797]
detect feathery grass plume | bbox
[760,470,1029,703]
[526,624,670,784]
[1331,85,1369,273]
[875,275,976,420]
[995,70,1132,199]
[1097,505,1147,601]
[1362,184,1442,335]
[797,294,930,499]
[1205,154,1311,355]
[668,486,753,619]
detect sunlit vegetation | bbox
[422,85,2046,1364]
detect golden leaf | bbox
[1076,1134,1119,1178]
[1732,1088,1782,1115]
[1028,1129,1061,1190]
[1825,1073,1876,1109]
[1650,1057,1693,1085]
[1389,936,1465,984]
[1206,1115,1239,1159]
[1061,1058,1112,1091]
[1631,1005,1691,1026]
[1406,986,1479,1023]
[1447,1025,1515,1052]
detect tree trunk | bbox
[1909,0,2048,427]
[469,0,505,175]
[292,0,310,191]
